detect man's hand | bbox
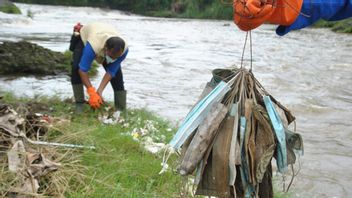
[87,87,103,109]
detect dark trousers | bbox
[69,35,125,91]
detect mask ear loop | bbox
[249,30,253,72]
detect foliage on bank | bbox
[314,18,352,34]
[0,4,21,14]
[13,0,234,20]
[0,0,21,14]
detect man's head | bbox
[104,37,125,61]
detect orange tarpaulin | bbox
[233,0,303,31]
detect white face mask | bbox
[105,55,117,64]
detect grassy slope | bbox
[0,93,181,197]
[0,92,292,197]
[66,112,180,197]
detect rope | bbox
[240,31,254,72]
[240,32,249,69]
[282,0,311,18]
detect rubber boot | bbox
[72,84,85,113]
[114,90,127,119]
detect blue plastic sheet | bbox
[277,0,352,35]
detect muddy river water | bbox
[0,3,352,197]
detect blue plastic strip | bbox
[169,81,230,150]
[239,116,255,197]
[264,96,288,173]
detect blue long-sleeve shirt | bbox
[276,0,352,36]
[79,42,129,77]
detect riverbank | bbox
[0,92,181,197]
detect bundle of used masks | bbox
[162,67,303,198]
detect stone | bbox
[0,41,69,75]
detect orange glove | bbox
[87,87,103,109]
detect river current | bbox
[0,3,352,197]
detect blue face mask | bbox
[105,55,117,64]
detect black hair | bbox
[105,37,125,54]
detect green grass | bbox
[65,110,180,197]
[0,92,182,197]
[313,19,352,34]
[273,184,292,198]
[0,4,21,14]
[180,1,233,20]
[0,92,294,197]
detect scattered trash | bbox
[26,139,96,149]
[159,162,169,175]
[143,137,165,154]
[7,140,26,172]
[0,104,90,196]
[98,110,125,125]
[127,118,167,155]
